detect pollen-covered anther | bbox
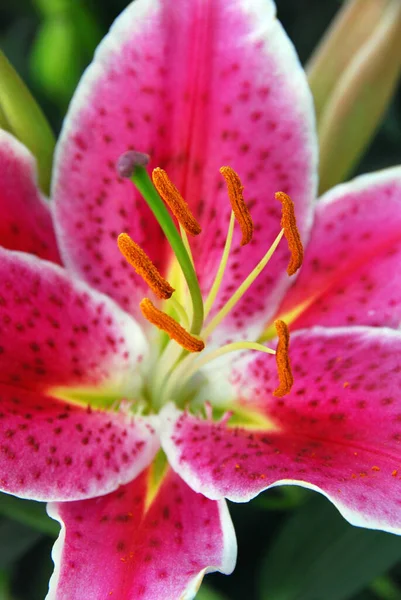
[220,166,253,246]
[140,298,205,353]
[152,168,202,236]
[273,319,293,397]
[117,233,174,300]
[275,191,304,275]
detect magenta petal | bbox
[0,385,159,501]
[162,327,401,533]
[53,0,317,333]
[279,168,401,329]
[0,131,61,263]
[47,468,236,599]
[0,248,147,392]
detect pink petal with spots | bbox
[162,327,401,533]
[0,248,147,393]
[0,131,61,263]
[52,0,317,334]
[47,468,236,599]
[278,168,401,330]
[0,385,159,501]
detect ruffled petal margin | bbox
[46,468,236,599]
[161,327,401,534]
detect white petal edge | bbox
[45,502,64,600]
[317,164,401,208]
[51,0,158,270]
[182,499,237,600]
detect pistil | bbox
[117,152,204,335]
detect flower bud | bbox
[0,50,55,194]
[307,0,392,119]
[309,0,401,193]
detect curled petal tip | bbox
[117,150,150,178]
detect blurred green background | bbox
[1,1,401,599]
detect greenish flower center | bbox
[53,156,299,417]
[123,160,296,414]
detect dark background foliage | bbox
[0,1,400,599]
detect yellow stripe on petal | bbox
[145,450,169,512]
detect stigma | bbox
[116,153,303,399]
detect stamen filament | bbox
[168,296,190,331]
[204,211,235,319]
[152,168,202,236]
[150,338,186,405]
[178,223,195,320]
[160,341,275,406]
[117,233,174,299]
[131,166,204,334]
[140,298,204,353]
[202,229,285,339]
[179,224,194,267]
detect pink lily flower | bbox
[1,0,401,598]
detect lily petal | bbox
[162,327,401,534]
[0,130,61,263]
[0,385,159,501]
[278,167,401,330]
[52,0,317,336]
[0,247,147,394]
[47,468,236,599]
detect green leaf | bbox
[0,519,42,568]
[255,486,309,511]
[197,584,229,600]
[260,491,401,600]
[0,493,59,537]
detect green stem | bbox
[132,167,204,335]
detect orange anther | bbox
[140,299,205,353]
[118,233,174,300]
[152,168,201,236]
[220,166,253,246]
[273,319,293,397]
[275,192,304,275]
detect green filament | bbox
[131,166,204,335]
